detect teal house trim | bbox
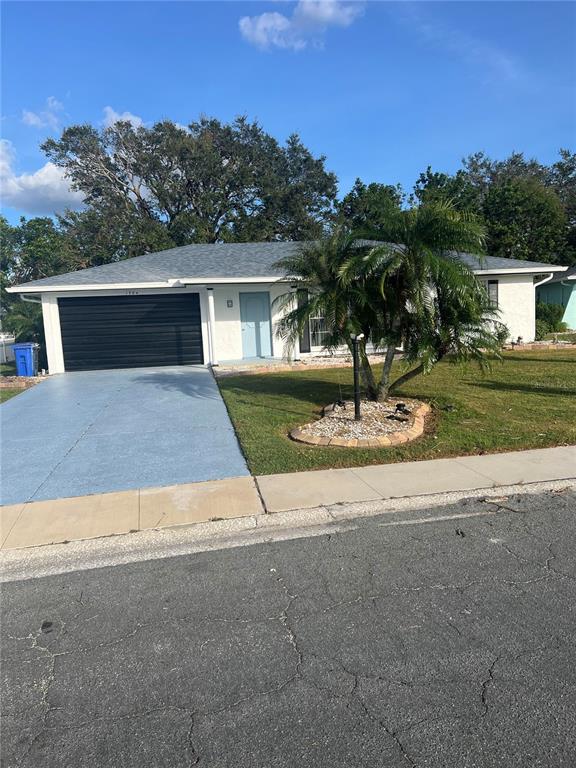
[537,268,576,329]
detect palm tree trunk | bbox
[357,341,378,401]
[376,345,397,401]
[388,363,426,394]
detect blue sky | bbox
[1,1,575,223]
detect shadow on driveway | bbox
[131,369,223,400]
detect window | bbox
[481,279,499,307]
[297,289,311,353]
[309,316,330,348]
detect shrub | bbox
[536,301,566,332]
[535,319,550,340]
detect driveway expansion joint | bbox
[29,380,132,503]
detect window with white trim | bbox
[309,315,330,348]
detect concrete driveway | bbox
[1,367,248,505]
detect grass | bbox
[0,388,22,404]
[218,350,576,475]
[0,362,16,377]
[0,363,21,402]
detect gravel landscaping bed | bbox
[307,398,421,439]
[290,398,431,448]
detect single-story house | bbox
[7,241,568,374]
[536,265,576,330]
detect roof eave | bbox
[6,280,178,294]
[7,266,567,294]
[7,275,289,294]
[180,276,285,285]
[472,266,567,276]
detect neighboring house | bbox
[6,242,568,374]
[0,333,16,365]
[536,266,576,330]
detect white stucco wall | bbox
[493,274,536,342]
[212,282,293,361]
[36,272,541,374]
[39,283,293,373]
[41,294,65,374]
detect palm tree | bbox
[275,200,507,401]
[384,251,507,398]
[342,199,506,399]
[273,230,385,399]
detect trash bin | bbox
[12,343,39,377]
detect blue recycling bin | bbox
[12,342,39,377]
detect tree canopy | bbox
[0,216,71,349]
[42,116,338,250]
[411,149,575,264]
[483,178,567,262]
[336,179,404,233]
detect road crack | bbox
[480,657,500,717]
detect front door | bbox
[240,292,272,358]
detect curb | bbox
[3,479,574,583]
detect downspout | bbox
[21,294,42,304]
[533,272,555,288]
[533,272,555,301]
[532,273,555,343]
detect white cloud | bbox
[239,12,302,51]
[0,139,84,215]
[239,0,364,51]
[22,110,46,128]
[21,96,64,131]
[102,106,144,128]
[296,0,361,27]
[394,5,522,84]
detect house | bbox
[536,265,576,330]
[7,241,568,374]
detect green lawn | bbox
[0,363,21,402]
[0,388,22,403]
[0,362,16,377]
[218,350,576,475]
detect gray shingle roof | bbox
[11,240,566,291]
[546,264,576,284]
[454,252,562,272]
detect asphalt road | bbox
[2,487,575,767]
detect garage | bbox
[58,293,204,371]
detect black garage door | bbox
[58,294,204,371]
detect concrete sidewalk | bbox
[257,445,576,512]
[1,446,574,550]
[1,477,262,550]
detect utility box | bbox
[12,343,39,377]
